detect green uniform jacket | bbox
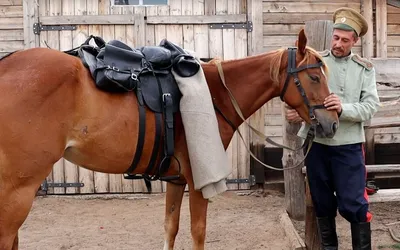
[298,50,380,146]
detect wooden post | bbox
[376,0,388,58]
[248,0,267,186]
[361,0,376,165]
[361,0,374,58]
[282,103,306,221]
[304,20,333,249]
[282,20,334,222]
[304,176,321,249]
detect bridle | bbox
[280,47,327,124]
[213,47,328,171]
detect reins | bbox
[213,47,326,171]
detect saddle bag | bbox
[94,40,145,92]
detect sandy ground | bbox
[19,190,291,250]
[18,189,400,250]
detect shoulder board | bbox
[318,49,330,57]
[351,54,373,71]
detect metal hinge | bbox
[226,175,256,186]
[33,22,77,35]
[209,21,253,32]
[40,179,84,192]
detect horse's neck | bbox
[204,52,281,131]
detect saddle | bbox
[65,35,201,182]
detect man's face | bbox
[331,28,359,57]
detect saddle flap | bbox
[159,39,200,77]
[140,46,172,71]
[78,45,100,77]
[103,41,144,70]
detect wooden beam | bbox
[23,0,38,49]
[248,0,267,186]
[148,14,247,24]
[247,0,263,56]
[39,14,247,25]
[366,98,400,129]
[281,103,306,221]
[371,58,400,88]
[365,164,400,173]
[305,177,320,249]
[361,0,374,58]
[376,0,388,57]
[0,0,22,5]
[302,20,334,250]
[369,189,400,203]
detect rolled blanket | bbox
[171,61,231,199]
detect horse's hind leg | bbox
[163,182,185,250]
[0,164,52,250]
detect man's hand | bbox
[286,109,303,123]
[324,93,342,114]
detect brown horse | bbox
[0,29,338,250]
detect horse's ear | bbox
[297,29,307,55]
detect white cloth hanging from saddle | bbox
[171,56,231,200]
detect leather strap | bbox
[215,62,308,152]
[214,62,316,171]
[125,83,146,174]
[145,112,162,175]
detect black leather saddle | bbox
[64,35,201,182]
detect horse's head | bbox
[273,29,339,138]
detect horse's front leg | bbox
[163,182,185,250]
[188,181,209,250]
[12,233,18,250]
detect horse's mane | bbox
[269,46,329,86]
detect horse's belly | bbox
[63,109,159,174]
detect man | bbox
[286,7,380,250]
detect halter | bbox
[280,47,326,124]
[212,47,330,171]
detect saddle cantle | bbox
[64,35,201,183]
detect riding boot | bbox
[351,222,371,250]
[316,217,338,250]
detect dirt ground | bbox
[19,189,291,250]
[292,200,400,250]
[19,189,400,250]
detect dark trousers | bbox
[305,142,372,223]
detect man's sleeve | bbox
[340,67,380,122]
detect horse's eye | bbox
[309,75,320,83]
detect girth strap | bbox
[125,82,146,175]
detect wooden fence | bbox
[21,0,257,194]
[1,0,399,195]
[251,0,400,186]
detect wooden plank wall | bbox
[386,4,400,57]
[0,0,24,57]
[36,0,250,194]
[372,0,400,153]
[261,0,400,151]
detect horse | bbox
[0,28,338,250]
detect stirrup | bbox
[158,155,181,181]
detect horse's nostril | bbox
[332,122,338,134]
